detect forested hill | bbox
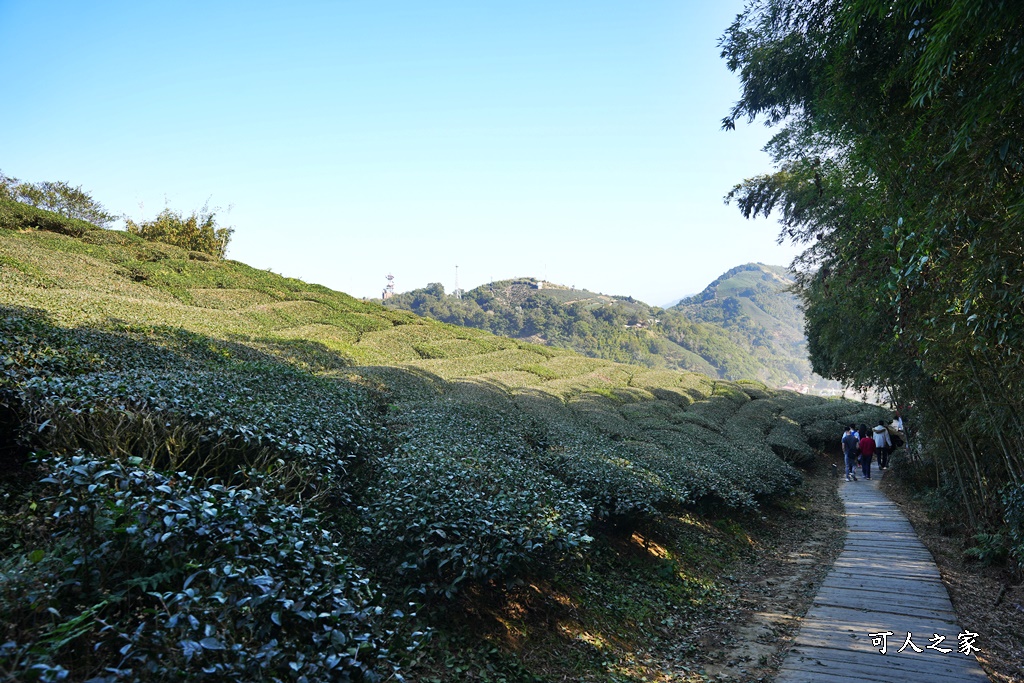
[388,263,834,388]
[672,264,816,383]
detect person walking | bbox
[872,421,893,470]
[841,427,860,481]
[858,430,876,479]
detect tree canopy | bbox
[126,205,234,259]
[721,0,1024,541]
[0,171,115,226]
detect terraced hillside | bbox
[0,208,884,682]
[388,267,838,389]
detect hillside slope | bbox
[387,266,836,388]
[672,264,838,390]
[0,209,882,681]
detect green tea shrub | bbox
[0,454,404,682]
[723,397,775,442]
[536,393,800,513]
[735,379,771,400]
[767,418,816,465]
[2,310,378,502]
[510,395,675,520]
[361,399,592,596]
[21,361,376,497]
[783,398,887,450]
[802,419,843,450]
[533,427,674,519]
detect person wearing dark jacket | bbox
[841,427,860,481]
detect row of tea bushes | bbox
[0,306,864,680]
[361,396,593,597]
[4,312,377,498]
[782,398,890,451]
[1,454,404,682]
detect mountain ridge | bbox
[387,263,836,390]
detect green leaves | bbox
[722,0,1024,536]
[126,204,233,259]
[5,452,402,681]
[0,170,115,227]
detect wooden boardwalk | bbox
[775,466,990,682]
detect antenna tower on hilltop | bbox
[382,273,395,302]
[453,264,463,299]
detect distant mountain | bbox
[659,295,692,309]
[672,264,836,388]
[387,266,838,389]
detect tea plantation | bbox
[0,209,886,681]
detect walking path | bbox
[775,467,990,682]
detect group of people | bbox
[841,420,899,481]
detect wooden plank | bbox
[775,475,990,683]
[815,581,950,602]
[782,653,990,683]
[785,647,988,678]
[820,571,948,592]
[808,595,957,621]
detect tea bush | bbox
[24,363,374,493]
[2,311,378,501]
[516,398,676,519]
[518,385,801,515]
[361,398,592,595]
[767,418,816,465]
[1,454,403,682]
[1,209,888,681]
[783,398,888,450]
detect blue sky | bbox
[0,1,798,305]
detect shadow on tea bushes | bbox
[2,308,382,504]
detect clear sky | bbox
[0,1,798,306]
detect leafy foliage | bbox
[362,395,593,596]
[721,0,1024,548]
[2,453,402,682]
[0,198,97,238]
[126,205,233,259]
[1,171,115,227]
[2,312,376,496]
[1,208,868,680]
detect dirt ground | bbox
[881,475,1024,683]
[695,454,847,682]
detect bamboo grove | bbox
[719,0,1024,554]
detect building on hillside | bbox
[382,273,395,302]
